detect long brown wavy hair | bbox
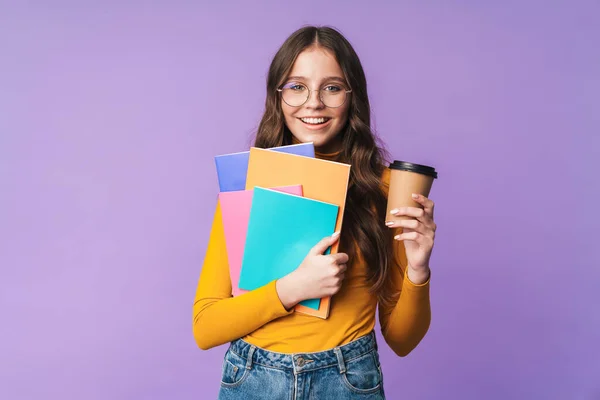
[253,25,398,302]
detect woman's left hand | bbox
[386,193,436,277]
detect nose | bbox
[305,88,325,109]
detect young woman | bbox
[193,25,437,400]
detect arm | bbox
[192,200,293,350]
[378,239,431,357]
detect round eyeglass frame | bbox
[276,85,353,108]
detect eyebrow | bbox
[286,76,347,84]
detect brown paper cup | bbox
[386,161,438,224]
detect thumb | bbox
[311,231,340,256]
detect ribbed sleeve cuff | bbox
[403,267,431,294]
[261,280,295,319]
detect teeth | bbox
[301,117,328,124]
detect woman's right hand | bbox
[276,232,349,310]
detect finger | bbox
[411,193,435,218]
[386,218,435,236]
[330,252,349,264]
[394,230,422,243]
[333,265,346,277]
[386,218,420,230]
[328,285,342,296]
[311,231,340,255]
[394,230,434,246]
[336,264,347,276]
[390,206,432,223]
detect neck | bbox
[291,135,342,161]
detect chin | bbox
[291,129,336,147]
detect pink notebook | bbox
[218,185,303,296]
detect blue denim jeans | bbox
[218,331,385,399]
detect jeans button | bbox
[297,356,305,367]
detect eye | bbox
[283,82,307,91]
[323,85,343,92]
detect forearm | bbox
[380,268,431,357]
[193,280,291,350]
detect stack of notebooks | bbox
[214,142,351,319]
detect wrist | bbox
[407,265,430,285]
[276,273,301,310]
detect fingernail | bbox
[385,221,394,226]
[412,193,419,199]
[394,235,402,240]
[390,209,399,215]
[331,231,340,238]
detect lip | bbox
[297,117,333,130]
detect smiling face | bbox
[280,46,351,153]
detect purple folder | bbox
[214,142,315,192]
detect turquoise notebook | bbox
[238,187,339,310]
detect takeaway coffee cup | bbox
[386,160,438,223]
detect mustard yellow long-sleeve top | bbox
[192,156,431,357]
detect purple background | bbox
[1,1,598,399]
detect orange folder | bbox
[245,147,351,319]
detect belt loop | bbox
[246,345,256,370]
[333,347,346,374]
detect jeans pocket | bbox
[220,349,249,387]
[341,350,383,394]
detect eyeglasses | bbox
[277,82,352,108]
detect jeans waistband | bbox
[228,331,378,374]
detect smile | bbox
[299,117,331,125]
[298,117,332,129]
